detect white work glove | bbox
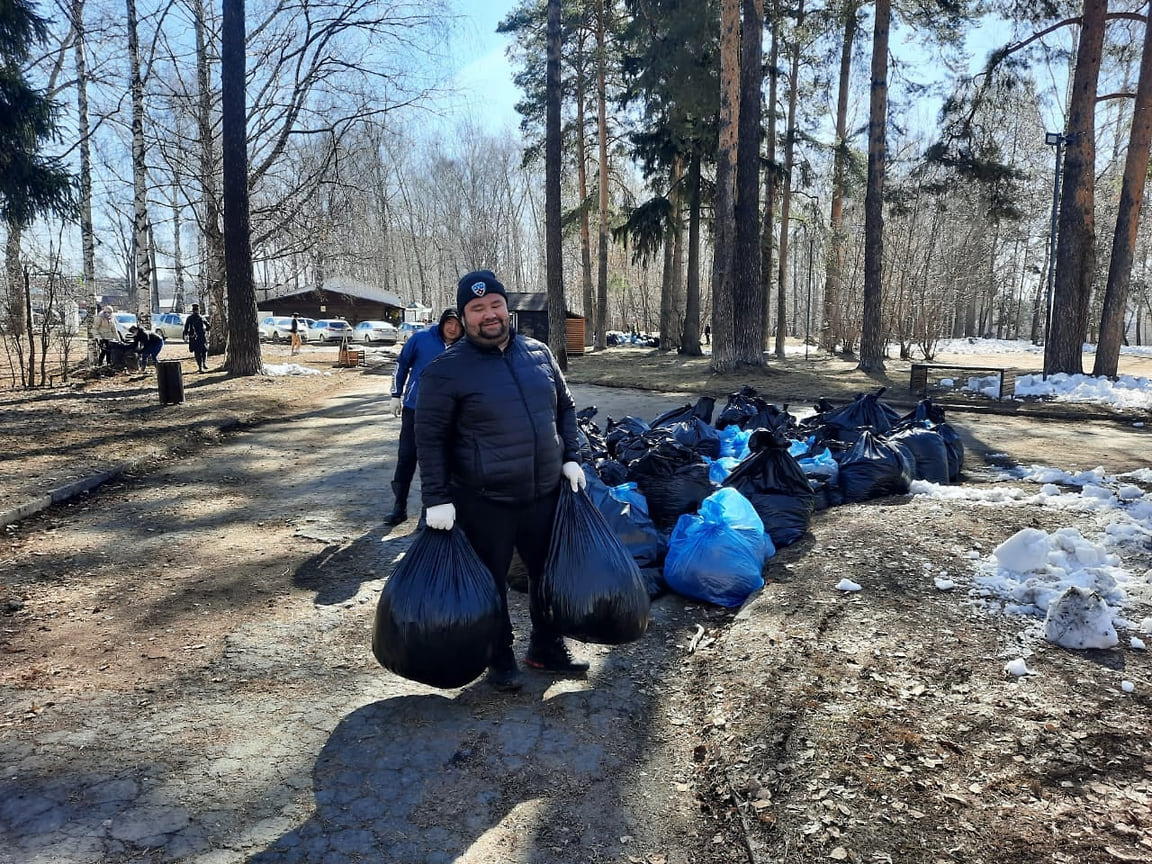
[425,503,456,531]
[390,397,402,418]
[561,461,586,493]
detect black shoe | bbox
[383,505,407,526]
[525,636,589,675]
[486,647,523,692]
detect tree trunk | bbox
[760,0,779,352]
[660,157,684,352]
[823,3,857,352]
[1046,0,1107,376]
[776,0,801,360]
[681,152,703,356]
[711,0,740,373]
[72,0,98,364]
[546,0,567,368]
[221,0,261,375]
[733,0,765,366]
[594,0,609,355]
[172,196,185,311]
[126,0,151,318]
[575,57,594,346]
[194,0,226,352]
[858,0,889,373]
[1093,14,1152,378]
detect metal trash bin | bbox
[156,360,185,405]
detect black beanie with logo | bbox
[456,270,507,314]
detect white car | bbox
[258,316,310,343]
[112,312,138,340]
[152,312,189,340]
[353,320,397,345]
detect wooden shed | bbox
[507,292,585,354]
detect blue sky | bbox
[443,1,523,130]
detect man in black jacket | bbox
[415,269,588,692]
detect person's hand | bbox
[425,503,455,531]
[561,461,586,493]
[390,397,402,418]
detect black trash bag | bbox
[596,458,629,486]
[576,414,608,463]
[889,425,951,485]
[663,416,722,460]
[817,389,902,443]
[651,395,716,428]
[540,486,651,645]
[722,428,815,547]
[616,428,679,467]
[605,416,651,458]
[935,422,965,482]
[837,431,914,503]
[371,527,501,689]
[631,462,714,531]
[898,397,947,426]
[715,385,768,430]
[809,477,842,511]
[583,467,666,567]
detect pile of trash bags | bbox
[373,385,965,688]
[575,385,964,607]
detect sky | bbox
[441,1,523,131]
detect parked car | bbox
[112,312,138,340]
[352,320,397,345]
[397,321,425,343]
[310,318,354,343]
[153,312,189,340]
[258,315,310,343]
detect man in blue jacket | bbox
[416,269,588,692]
[384,307,463,525]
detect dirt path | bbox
[2,377,1150,863]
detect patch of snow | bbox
[835,579,862,592]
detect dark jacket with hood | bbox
[415,327,580,506]
[391,309,460,410]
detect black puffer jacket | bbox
[415,329,580,506]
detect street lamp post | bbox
[1043,131,1065,379]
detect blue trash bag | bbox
[889,424,951,484]
[663,488,774,607]
[372,526,502,689]
[541,486,651,645]
[717,425,752,459]
[837,431,915,503]
[798,446,840,485]
[707,456,742,484]
[583,468,665,568]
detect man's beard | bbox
[467,318,509,347]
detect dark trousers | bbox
[454,485,560,652]
[392,407,418,488]
[189,338,207,369]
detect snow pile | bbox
[263,363,329,377]
[1014,372,1152,410]
[970,526,1127,623]
[912,465,1152,648]
[1043,585,1119,649]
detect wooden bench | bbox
[910,363,1017,400]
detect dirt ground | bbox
[1,339,1150,863]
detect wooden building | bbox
[507,292,586,356]
[257,277,405,325]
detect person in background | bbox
[384,307,463,525]
[183,304,210,372]
[128,325,164,370]
[93,306,119,366]
[704,324,711,345]
[290,313,302,355]
[416,269,588,692]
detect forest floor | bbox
[1,338,1150,863]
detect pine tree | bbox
[0,0,74,228]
